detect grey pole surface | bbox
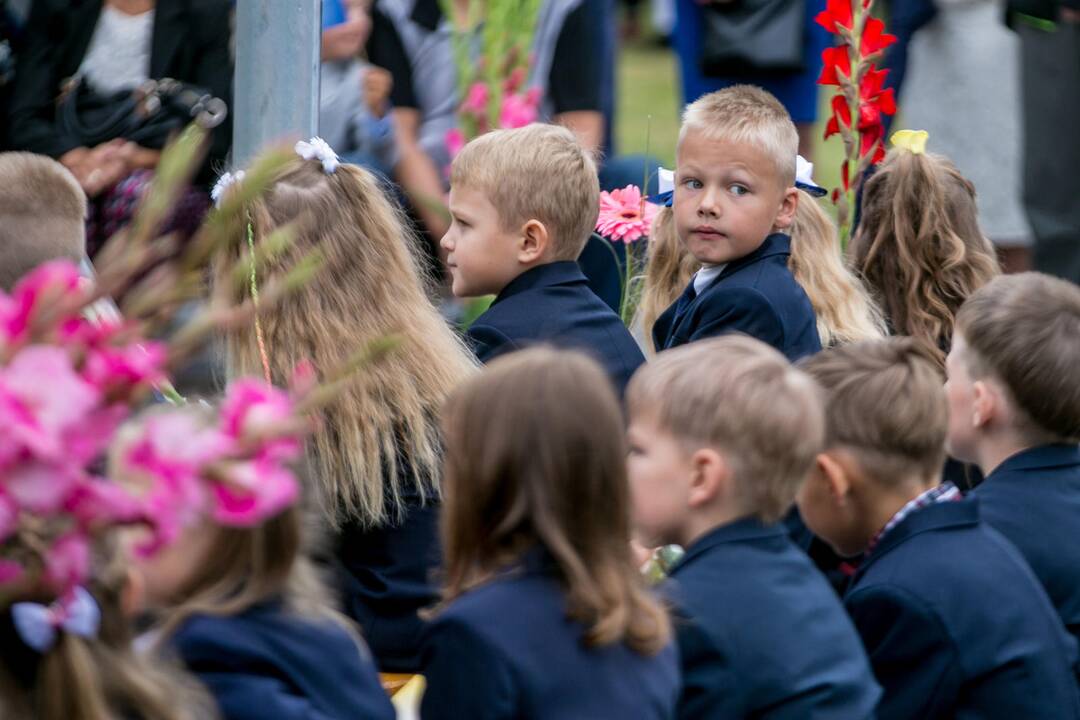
[233,0,321,167]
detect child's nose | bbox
[698,187,721,216]
[440,232,453,251]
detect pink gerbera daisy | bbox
[595,185,659,243]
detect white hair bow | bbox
[295,137,340,174]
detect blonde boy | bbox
[442,123,643,394]
[0,152,87,290]
[946,272,1080,646]
[625,336,879,720]
[799,338,1080,720]
[652,86,819,361]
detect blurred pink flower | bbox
[219,379,301,461]
[463,82,489,116]
[504,67,526,94]
[596,185,660,243]
[83,340,167,395]
[0,493,18,542]
[65,477,144,529]
[445,128,466,159]
[0,559,23,585]
[2,261,83,343]
[44,532,90,593]
[211,458,299,527]
[4,461,79,514]
[499,92,538,129]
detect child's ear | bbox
[972,379,1002,429]
[816,451,853,505]
[687,448,732,508]
[772,186,799,231]
[518,219,550,264]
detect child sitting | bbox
[851,142,1000,369]
[650,86,819,361]
[947,272,1080,645]
[443,123,645,395]
[640,158,883,354]
[215,144,476,672]
[1,537,213,720]
[137,504,395,720]
[799,338,1080,720]
[422,348,679,719]
[625,336,880,719]
[0,152,87,291]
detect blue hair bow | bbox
[11,587,101,653]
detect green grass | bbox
[615,38,847,213]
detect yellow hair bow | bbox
[890,129,929,155]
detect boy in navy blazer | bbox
[625,337,881,719]
[800,338,1080,720]
[946,273,1080,644]
[652,86,820,361]
[441,123,644,395]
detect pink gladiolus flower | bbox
[445,128,466,159]
[504,67,526,94]
[65,477,144,529]
[596,186,660,243]
[0,559,23,585]
[2,260,83,343]
[219,379,301,461]
[211,459,299,527]
[4,461,79,514]
[499,92,538,129]
[83,340,167,394]
[64,404,129,468]
[463,82,489,116]
[44,532,90,593]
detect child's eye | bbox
[729,184,749,196]
[682,178,703,190]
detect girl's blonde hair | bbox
[788,189,886,346]
[439,348,671,656]
[218,160,477,529]
[637,194,885,350]
[638,207,699,355]
[852,150,1000,367]
[0,539,215,720]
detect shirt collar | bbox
[865,482,962,556]
[490,261,588,305]
[987,443,1080,477]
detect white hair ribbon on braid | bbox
[295,137,340,174]
[211,170,246,207]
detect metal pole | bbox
[233,0,321,167]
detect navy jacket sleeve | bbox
[673,615,742,720]
[421,616,518,720]
[846,585,961,720]
[465,323,516,364]
[688,287,785,348]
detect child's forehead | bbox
[676,129,785,179]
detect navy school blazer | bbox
[651,233,821,362]
[845,498,1080,720]
[665,517,880,720]
[420,554,681,720]
[466,261,645,395]
[168,601,395,720]
[973,443,1080,643]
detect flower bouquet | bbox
[817,0,897,245]
[595,184,662,326]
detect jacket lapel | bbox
[150,0,187,79]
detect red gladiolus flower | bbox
[857,66,896,130]
[861,17,897,57]
[815,0,853,32]
[818,46,851,86]
[841,160,850,190]
[824,94,852,139]
[860,123,886,163]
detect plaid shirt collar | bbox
[865,482,962,556]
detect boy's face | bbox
[442,184,524,298]
[944,334,980,463]
[673,129,797,266]
[626,412,695,548]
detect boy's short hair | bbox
[800,338,947,485]
[955,272,1080,442]
[449,123,599,261]
[626,335,824,523]
[679,85,798,187]
[0,152,87,291]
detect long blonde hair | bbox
[637,195,885,350]
[0,539,215,720]
[218,160,477,529]
[852,149,1000,367]
[788,189,886,346]
[638,207,699,354]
